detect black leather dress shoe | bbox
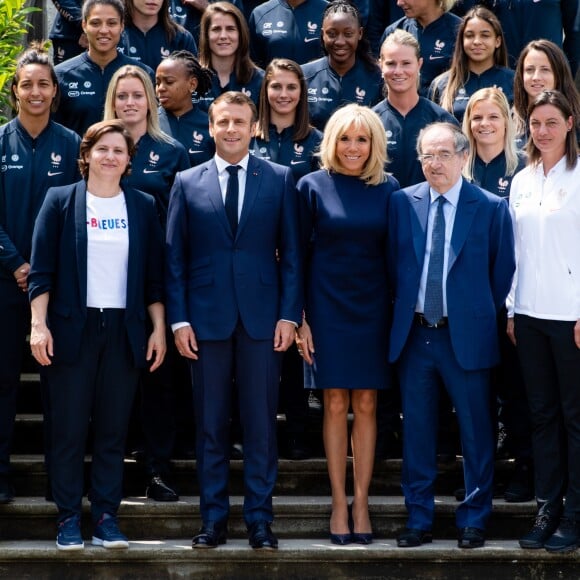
[146,475,179,502]
[192,522,228,549]
[458,527,485,548]
[248,520,278,550]
[396,528,433,547]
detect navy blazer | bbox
[388,179,515,371]
[28,180,165,367]
[165,155,303,341]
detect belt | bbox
[414,313,448,328]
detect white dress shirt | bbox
[415,178,461,316]
[214,153,250,221]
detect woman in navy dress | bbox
[296,104,398,545]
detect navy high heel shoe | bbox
[330,531,353,545]
[330,507,352,545]
[350,502,374,545]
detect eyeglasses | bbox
[417,151,462,164]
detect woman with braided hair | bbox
[156,50,215,166]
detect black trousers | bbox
[47,308,139,524]
[0,279,29,475]
[515,314,580,516]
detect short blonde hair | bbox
[319,104,388,186]
[439,0,456,12]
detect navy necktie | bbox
[424,195,446,325]
[225,165,240,236]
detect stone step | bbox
[11,411,326,457]
[0,539,577,579]
[0,496,536,541]
[9,455,517,497]
[16,374,44,414]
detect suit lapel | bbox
[409,184,430,267]
[205,161,233,238]
[74,181,88,313]
[125,187,139,312]
[237,156,262,238]
[448,182,479,271]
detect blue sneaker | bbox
[56,515,84,551]
[92,513,129,549]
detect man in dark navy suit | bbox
[165,91,302,550]
[388,122,515,549]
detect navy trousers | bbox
[398,323,494,531]
[46,308,139,524]
[191,321,281,526]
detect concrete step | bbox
[0,539,577,579]
[9,455,517,497]
[0,496,536,541]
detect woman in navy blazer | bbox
[28,120,166,551]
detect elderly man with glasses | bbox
[387,122,515,549]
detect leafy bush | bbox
[0,0,40,123]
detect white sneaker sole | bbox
[56,540,84,551]
[92,536,129,549]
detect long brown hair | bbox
[439,7,507,113]
[256,59,311,142]
[513,40,580,136]
[198,2,258,85]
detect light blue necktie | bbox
[424,195,446,325]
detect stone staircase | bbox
[2,371,579,579]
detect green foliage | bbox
[0,0,40,123]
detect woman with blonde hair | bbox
[380,0,461,95]
[462,87,524,198]
[374,29,456,188]
[462,87,533,505]
[104,64,189,503]
[104,64,189,224]
[296,104,399,545]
